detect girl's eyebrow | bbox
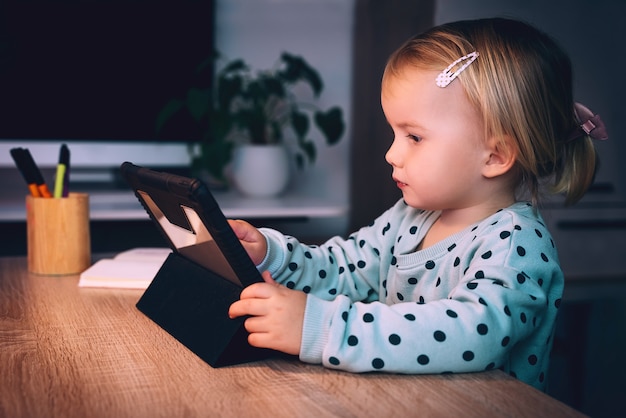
[395,121,428,132]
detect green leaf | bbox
[155,99,184,133]
[217,75,243,110]
[199,140,234,181]
[186,88,211,122]
[314,107,345,145]
[300,139,316,164]
[295,153,305,170]
[291,110,309,139]
[279,52,323,96]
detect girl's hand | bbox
[228,219,268,266]
[228,271,306,356]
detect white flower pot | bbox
[232,144,290,197]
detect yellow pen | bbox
[54,144,70,198]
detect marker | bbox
[10,148,41,197]
[54,144,70,198]
[22,148,52,198]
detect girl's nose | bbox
[385,138,401,167]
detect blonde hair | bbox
[383,18,597,206]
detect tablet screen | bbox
[138,190,241,286]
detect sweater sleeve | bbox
[256,201,410,303]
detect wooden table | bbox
[0,256,583,418]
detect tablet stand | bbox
[136,252,273,367]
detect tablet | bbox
[120,161,263,288]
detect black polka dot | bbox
[485,363,496,370]
[517,246,526,256]
[417,355,430,365]
[448,243,457,252]
[396,293,404,301]
[408,277,418,285]
[329,288,337,295]
[329,356,340,365]
[388,334,401,345]
[504,306,511,316]
[481,251,492,259]
[535,229,543,238]
[520,312,527,323]
[478,298,488,306]
[467,282,478,290]
[390,256,397,266]
[528,354,538,365]
[475,270,485,279]
[359,240,366,248]
[304,251,312,259]
[517,273,526,284]
[287,243,294,252]
[446,309,458,318]
[303,286,311,293]
[453,257,461,267]
[500,231,511,239]
[434,330,446,342]
[502,336,510,347]
[357,260,366,268]
[463,351,475,361]
[477,324,488,335]
[425,260,436,270]
[436,277,441,287]
[288,262,298,271]
[286,281,295,289]
[541,253,549,262]
[347,335,358,346]
[342,311,348,321]
[410,226,418,234]
[363,313,374,323]
[348,264,356,272]
[404,314,416,321]
[372,358,385,369]
[319,270,327,279]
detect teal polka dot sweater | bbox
[257,200,563,390]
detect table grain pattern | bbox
[0,256,584,418]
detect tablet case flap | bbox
[136,252,272,367]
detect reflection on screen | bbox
[138,190,241,286]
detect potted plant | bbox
[156,52,345,195]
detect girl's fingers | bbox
[229,297,265,318]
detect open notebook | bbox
[78,247,171,289]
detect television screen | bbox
[0,0,214,142]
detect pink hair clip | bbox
[567,102,608,142]
[435,52,479,88]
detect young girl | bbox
[228,17,607,390]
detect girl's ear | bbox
[482,136,517,179]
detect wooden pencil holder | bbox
[26,193,91,275]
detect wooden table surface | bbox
[0,256,584,418]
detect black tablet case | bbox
[120,162,272,367]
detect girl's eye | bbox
[406,134,422,143]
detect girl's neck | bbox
[418,195,516,251]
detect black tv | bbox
[0,0,214,143]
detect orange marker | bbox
[10,148,42,197]
[22,148,52,198]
